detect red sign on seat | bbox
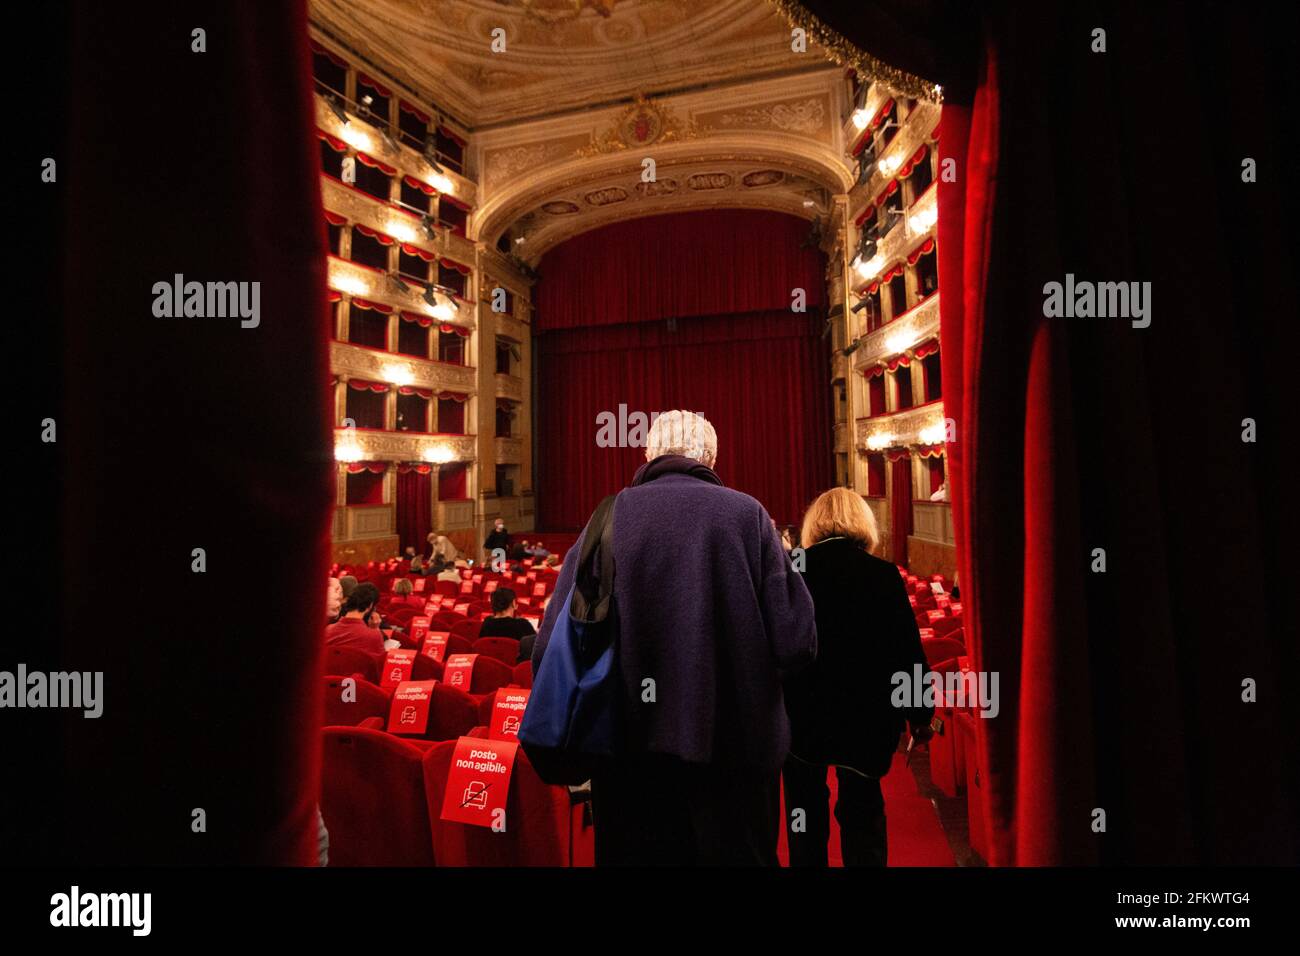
[483,580,499,594]
[380,649,417,690]
[489,688,531,741]
[410,616,430,644]
[440,735,519,829]
[532,582,546,597]
[386,679,437,735]
[413,578,427,592]
[421,631,450,663]
[460,580,474,594]
[443,653,478,691]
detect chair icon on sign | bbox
[501,715,520,735]
[462,781,489,809]
[449,670,464,685]
[389,668,404,682]
[400,705,417,725]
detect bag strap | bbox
[571,493,616,624]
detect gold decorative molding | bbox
[313,95,477,207]
[334,428,478,463]
[577,94,701,157]
[330,341,477,393]
[494,373,525,403]
[854,403,947,454]
[848,101,940,217]
[494,436,525,464]
[327,258,476,334]
[764,0,943,102]
[851,292,941,374]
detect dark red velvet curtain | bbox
[396,468,432,552]
[53,0,332,863]
[932,3,1297,865]
[438,461,468,501]
[889,455,913,565]
[534,209,831,530]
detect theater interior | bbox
[8,0,1297,916]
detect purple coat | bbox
[532,455,817,772]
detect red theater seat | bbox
[421,741,571,865]
[433,580,460,597]
[320,726,435,866]
[921,637,967,667]
[472,637,522,666]
[450,620,479,641]
[930,615,965,640]
[447,634,475,656]
[470,656,514,695]
[322,675,390,727]
[323,646,381,685]
[411,653,441,682]
[423,684,479,741]
[511,662,533,688]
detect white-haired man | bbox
[532,409,817,865]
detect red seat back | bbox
[921,636,967,667]
[424,684,479,741]
[411,653,442,682]
[472,637,522,666]
[320,726,434,866]
[323,646,380,685]
[433,580,459,596]
[421,741,571,866]
[930,615,965,639]
[447,635,475,656]
[450,620,480,640]
[470,656,515,695]
[511,662,533,689]
[322,675,390,727]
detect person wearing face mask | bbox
[484,518,510,565]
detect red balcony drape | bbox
[438,461,468,501]
[395,467,432,553]
[889,454,913,565]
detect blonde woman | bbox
[782,487,933,867]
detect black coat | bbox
[783,536,933,777]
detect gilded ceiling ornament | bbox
[518,0,619,23]
[717,98,826,134]
[764,0,943,103]
[577,93,701,156]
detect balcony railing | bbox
[331,340,476,394]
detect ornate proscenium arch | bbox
[472,76,857,265]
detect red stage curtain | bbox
[396,467,432,553]
[534,210,832,530]
[889,454,913,565]
[533,210,825,332]
[537,309,832,530]
[57,0,330,863]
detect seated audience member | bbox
[391,578,424,609]
[410,555,427,576]
[402,546,417,561]
[478,587,536,637]
[437,561,462,584]
[507,543,530,575]
[338,575,359,602]
[324,582,386,662]
[326,577,342,624]
[782,488,934,867]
